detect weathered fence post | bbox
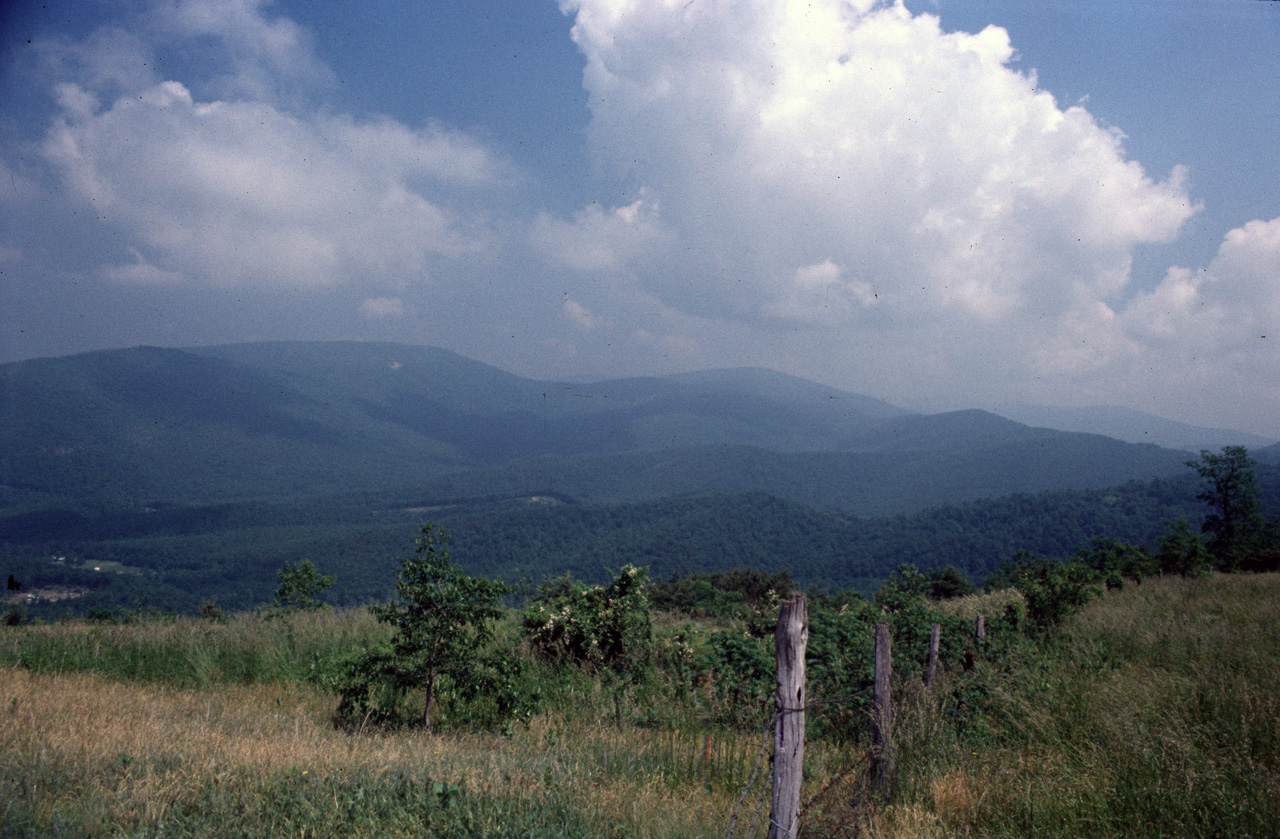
[870,622,894,799]
[975,614,985,640]
[923,622,941,688]
[769,592,808,839]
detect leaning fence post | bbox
[923,622,941,688]
[871,622,895,799]
[769,592,808,839]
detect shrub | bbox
[522,565,652,678]
[273,560,335,611]
[988,553,1102,629]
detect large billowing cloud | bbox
[531,0,1280,431]
[541,0,1232,403]
[38,1,509,291]
[557,0,1194,318]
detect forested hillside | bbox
[2,341,1271,616]
[8,463,1275,616]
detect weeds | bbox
[2,573,1277,838]
[875,572,1280,839]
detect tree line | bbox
[5,446,1276,621]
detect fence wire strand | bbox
[725,685,878,839]
[726,711,778,839]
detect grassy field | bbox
[1,667,768,838]
[2,573,1278,838]
[875,573,1280,839]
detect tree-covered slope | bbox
[193,342,910,456]
[401,428,1189,516]
[16,462,1275,614]
[0,346,467,504]
[3,341,1193,514]
[2,341,915,505]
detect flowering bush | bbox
[522,565,651,678]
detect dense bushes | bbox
[649,567,794,616]
[522,565,652,677]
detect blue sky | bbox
[1,0,1277,437]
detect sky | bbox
[0,0,1277,437]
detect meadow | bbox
[2,572,1278,838]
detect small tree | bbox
[1074,536,1157,587]
[274,560,335,610]
[1156,519,1213,577]
[923,565,977,599]
[874,564,929,612]
[1187,446,1266,570]
[369,523,510,733]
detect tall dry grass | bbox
[7,574,1277,837]
[0,665,763,837]
[866,572,1280,839]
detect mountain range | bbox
[989,402,1276,452]
[1,341,1274,612]
[3,340,1239,513]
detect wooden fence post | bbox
[870,622,894,799]
[769,592,808,839]
[976,614,985,640]
[923,622,941,688]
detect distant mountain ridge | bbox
[1,341,1195,515]
[991,403,1276,452]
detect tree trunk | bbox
[424,668,436,734]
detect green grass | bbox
[3,574,1278,838]
[875,573,1280,839]
[0,607,387,689]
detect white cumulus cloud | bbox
[38,2,509,292]
[536,0,1276,426]
[532,193,672,273]
[560,0,1196,327]
[1117,217,1280,411]
[156,0,332,102]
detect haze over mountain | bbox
[0,341,1203,516]
[990,403,1277,453]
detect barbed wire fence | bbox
[725,688,879,839]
